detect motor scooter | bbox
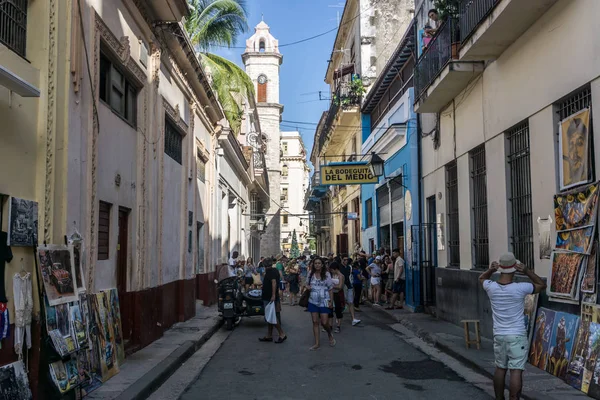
[216,277,238,330]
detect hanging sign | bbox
[347,212,358,220]
[321,162,378,185]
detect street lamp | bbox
[369,152,385,178]
[256,216,265,232]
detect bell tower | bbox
[242,21,284,257]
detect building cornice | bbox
[242,52,283,65]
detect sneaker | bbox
[352,319,361,326]
[373,303,381,307]
[334,327,340,333]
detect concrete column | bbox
[486,134,509,265]
[457,153,472,270]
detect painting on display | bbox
[48,329,69,357]
[71,241,85,292]
[45,297,58,332]
[538,216,553,259]
[548,252,586,298]
[107,289,125,366]
[546,312,580,380]
[581,324,600,393]
[7,197,38,247]
[65,358,79,388]
[582,303,600,323]
[0,360,32,399]
[555,226,595,254]
[559,108,592,190]
[582,243,598,294]
[587,355,600,399]
[524,293,539,345]
[565,321,600,391]
[91,292,119,382]
[555,181,599,231]
[56,303,70,337]
[77,350,93,386]
[529,308,556,371]
[37,245,78,306]
[50,360,72,394]
[70,304,86,348]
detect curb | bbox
[366,305,545,400]
[115,318,223,400]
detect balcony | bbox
[459,0,558,61]
[149,0,190,22]
[414,19,484,113]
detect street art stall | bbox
[0,195,125,399]
[527,105,600,398]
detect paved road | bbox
[181,305,492,400]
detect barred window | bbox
[470,145,489,269]
[165,117,183,164]
[99,52,137,126]
[0,0,27,57]
[98,201,111,260]
[365,198,373,227]
[507,121,534,269]
[446,161,460,267]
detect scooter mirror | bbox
[214,279,219,284]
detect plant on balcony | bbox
[433,0,460,20]
[290,229,300,258]
[185,0,255,135]
[333,77,366,109]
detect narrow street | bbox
[180,305,491,400]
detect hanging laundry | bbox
[0,302,10,340]
[13,272,33,356]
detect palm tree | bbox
[185,0,255,134]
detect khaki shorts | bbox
[493,335,529,370]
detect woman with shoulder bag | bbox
[306,257,335,350]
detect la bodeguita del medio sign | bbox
[320,163,378,185]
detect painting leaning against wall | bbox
[7,197,38,247]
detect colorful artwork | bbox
[65,336,78,353]
[56,303,70,337]
[7,197,38,247]
[91,292,119,382]
[524,293,539,345]
[65,358,79,388]
[108,289,125,366]
[45,297,57,333]
[70,304,86,348]
[77,350,93,386]
[37,245,78,306]
[555,181,599,230]
[546,312,580,380]
[79,293,91,348]
[549,252,585,298]
[583,292,598,305]
[538,216,552,259]
[71,241,85,292]
[566,321,600,391]
[529,308,556,371]
[49,329,69,357]
[555,226,594,254]
[582,303,600,323]
[0,360,32,399]
[582,243,598,293]
[50,360,71,394]
[559,108,592,190]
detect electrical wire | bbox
[77,0,100,136]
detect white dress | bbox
[13,272,33,356]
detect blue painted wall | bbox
[360,88,422,310]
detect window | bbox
[165,117,183,164]
[470,145,489,269]
[557,86,593,183]
[507,121,534,269]
[0,0,27,57]
[281,187,288,201]
[250,192,262,221]
[342,205,348,229]
[282,214,289,225]
[98,201,111,260]
[365,198,373,227]
[282,142,288,155]
[196,150,205,182]
[259,40,265,52]
[99,52,137,126]
[282,164,288,177]
[446,161,460,267]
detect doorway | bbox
[117,207,130,341]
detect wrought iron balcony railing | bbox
[415,18,457,99]
[459,0,499,43]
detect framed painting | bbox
[559,108,592,190]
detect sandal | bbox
[309,345,320,351]
[275,335,287,344]
[329,338,336,347]
[258,337,273,342]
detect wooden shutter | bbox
[257,82,267,102]
[98,201,111,260]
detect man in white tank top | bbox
[479,252,546,400]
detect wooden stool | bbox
[461,319,481,350]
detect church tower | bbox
[242,21,284,257]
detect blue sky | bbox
[215,0,343,169]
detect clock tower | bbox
[242,21,284,257]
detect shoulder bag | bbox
[298,275,312,308]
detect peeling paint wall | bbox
[373,0,415,77]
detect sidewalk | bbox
[368,306,588,400]
[87,302,221,400]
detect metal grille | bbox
[470,145,489,269]
[446,161,460,267]
[415,19,454,99]
[366,198,373,227]
[507,121,534,269]
[459,0,498,44]
[557,86,592,120]
[165,117,183,164]
[0,0,27,57]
